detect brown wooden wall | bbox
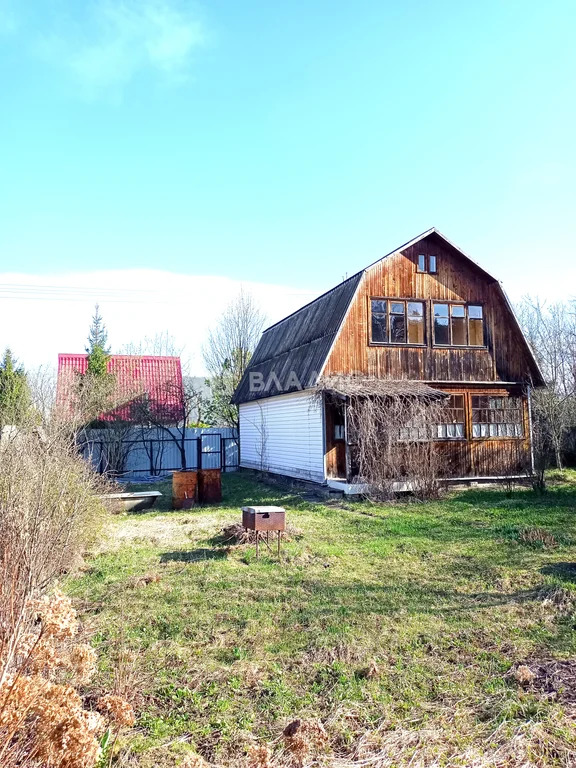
[342,385,532,481]
[323,234,538,385]
[431,384,532,478]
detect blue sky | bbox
[0,0,575,370]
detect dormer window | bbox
[417,254,437,273]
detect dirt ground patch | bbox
[99,512,226,552]
[516,658,576,704]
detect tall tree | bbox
[203,291,266,430]
[85,304,110,376]
[0,349,32,427]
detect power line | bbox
[0,283,319,304]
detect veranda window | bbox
[436,394,465,439]
[433,303,484,347]
[371,299,425,345]
[472,396,523,438]
[398,423,429,441]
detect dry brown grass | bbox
[219,522,304,546]
[518,527,558,548]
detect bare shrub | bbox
[0,425,133,767]
[318,378,447,500]
[0,429,108,588]
[130,378,203,471]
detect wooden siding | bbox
[324,397,347,479]
[323,235,537,384]
[431,384,532,478]
[238,390,325,483]
[342,385,532,481]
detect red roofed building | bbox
[57,354,185,424]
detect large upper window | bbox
[433,303,484,347]
[371,299,425,345]
[472,396,523,438]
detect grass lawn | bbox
[67,471,576,767]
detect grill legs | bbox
[252,530,282,560]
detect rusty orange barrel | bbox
[172,470,198,509]
[198,468,222,503]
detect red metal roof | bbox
[57,354,184,423]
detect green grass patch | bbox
[68,472,576,766]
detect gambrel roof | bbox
[232,272,363,404]
[232,228,544,404]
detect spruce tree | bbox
[86,304,110,376]
[76,305,116,425]
[0,348,32,427]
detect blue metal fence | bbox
[79,427,238,477]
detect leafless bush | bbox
[316,378,447,501]
[0,425,132,767]
[130,377,202,471]
[53,365,148,478]
[349,393,445,500]
[0,424,110,585]
[82,423,136,477]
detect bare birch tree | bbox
[203,290,266,430]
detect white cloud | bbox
[0,270,319,376]
[1,265,571,381]
[37,0,205,96]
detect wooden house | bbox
[232,229,544,490]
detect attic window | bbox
[371,299,425,345]
[417,254,438,273]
